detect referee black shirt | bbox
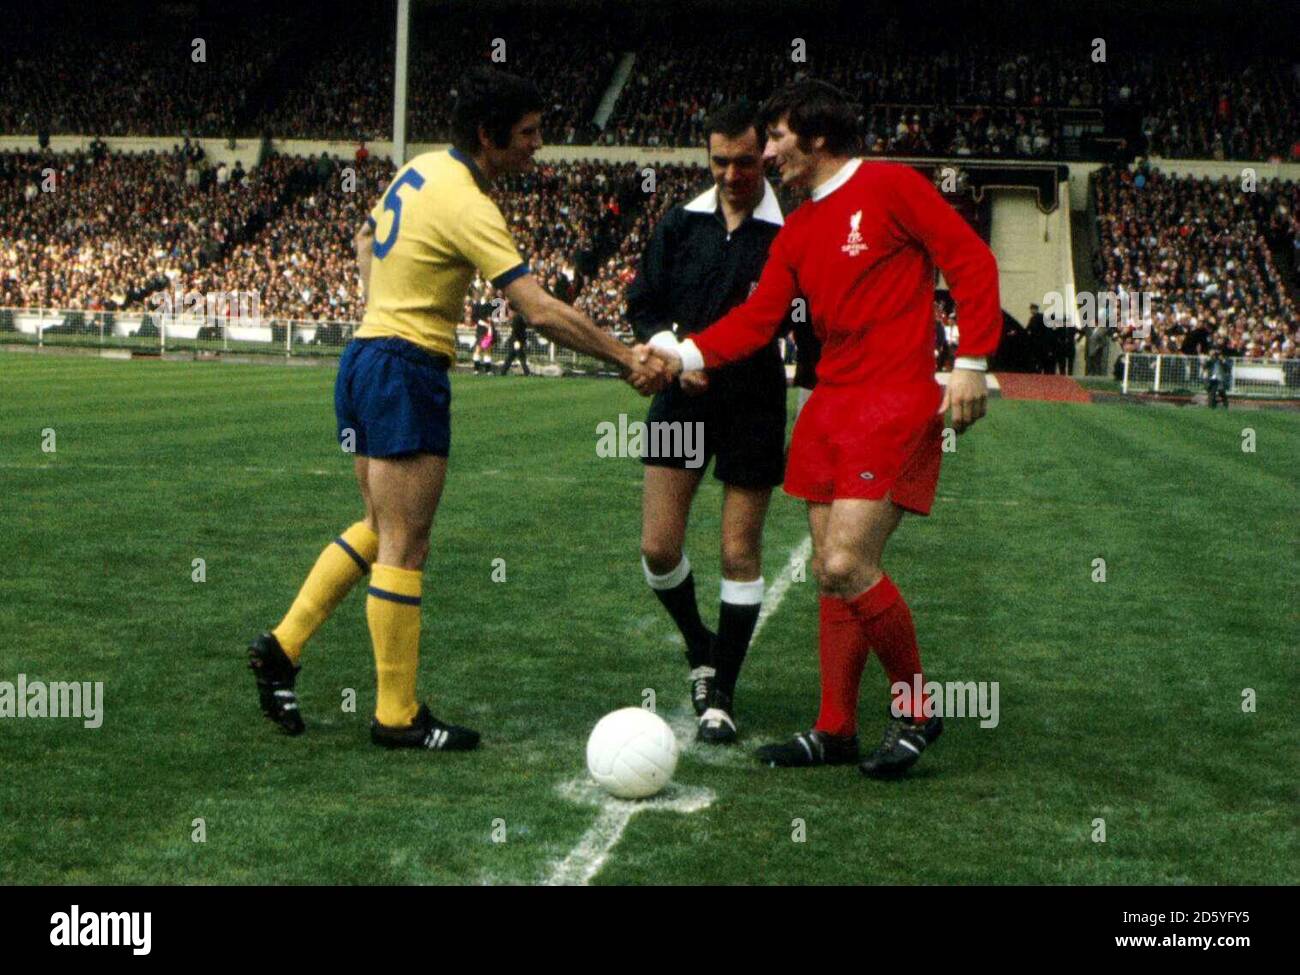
[627,179,790,403]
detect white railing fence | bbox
[0,307,630,374]
[1120,352,1300,398]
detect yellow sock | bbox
[367,563,423,728]
[273,520,379,663]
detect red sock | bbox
[812,594,873,737]
[851,575,927,722]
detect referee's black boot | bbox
[689,665,715,717]
[686,631,717,716]
[697,687,737,744]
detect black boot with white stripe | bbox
[697,688,737,744]
[755,729,859,768]
[247,631,304,736]
[859,713,943,779]
[370,704,480,752]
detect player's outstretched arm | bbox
[502,273,668,395]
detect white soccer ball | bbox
[586,707,679,799]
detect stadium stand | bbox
[1,147,295,310]
[604,41,1298,162]
[0,5,293,138]
[6,148,1298,361]
[0,149,722,335]
[250,15,620,144]
[1,3,1293,161]
[1,0,1296,370]
[1093,165,1299,358]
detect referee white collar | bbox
[684,179,784,226]
[811,157,862,202]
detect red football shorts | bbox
[784,382,945,515]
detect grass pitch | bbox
[0,351,1295,885]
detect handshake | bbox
[624,330,708,397]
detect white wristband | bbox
[954,356,988,372]
[648,330,679,353]
[678,339,705,374]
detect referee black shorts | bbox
[641,380,786,489]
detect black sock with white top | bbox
[715,577,764,701]
[643,555,713,668]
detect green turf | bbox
[0,351,1295,885]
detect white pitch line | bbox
[543,800,638,887]
[548,535,812,884]
[542,780,716,887]
[753,534,813,642]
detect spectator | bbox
[1205,346,1231,408]
[1027,303,1053,372]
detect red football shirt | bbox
[689,159,1001,389]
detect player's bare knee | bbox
[720,542,760,581]
[820,549,870,596]
[398,537,430,570]
[378,523,431,569]
[641,540,683,576]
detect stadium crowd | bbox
[265,25,618,144]
[604,48,1071,156]
[253,21,618,145]
[0,4,615,144]
[458,162,714,337]
[568,164,715,332]
[177,156,398,322]
[601,45,1298,162]
[1093,165,1300,359]
[0,11,290,138]
[7,145,1299,365]
[1,146,294,311]
[3,5,1294,163]
[1,148,722,336]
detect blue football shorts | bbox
[334,337,452,458]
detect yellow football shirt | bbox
[356,148,529,359]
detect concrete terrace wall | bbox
[987,188,1074,326]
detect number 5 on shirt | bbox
[373,169,427,259]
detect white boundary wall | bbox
[0,135,712,170]
[1120,352,1299,398]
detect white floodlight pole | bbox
[393,0,411,166]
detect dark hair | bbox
[451,67,544,154]
[703,101,761,145]
[759,79,860,156]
